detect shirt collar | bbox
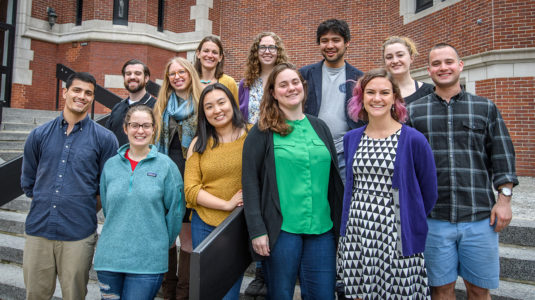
[59,112,91,131]
[432,89,465,103]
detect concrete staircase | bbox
[0,108,63,164]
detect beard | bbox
[124,79,146,93]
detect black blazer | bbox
[242,115,344,261]
[300,60,365,129]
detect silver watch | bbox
[498,187,513,197]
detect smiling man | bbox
[407,43,518,299]
[21,72,118,300]
[106,59,157,146]
[300,19,364,181]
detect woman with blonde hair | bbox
[195,36,239,103]
[382,36,434,105]
[239,32,288,124]
[154,56,202,300]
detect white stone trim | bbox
[411,48,535,94]
[104,75,124,89]
[400,0,463,25]
[23,19,209,52]
[12,0,33,85]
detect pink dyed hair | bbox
[347,68,407,122]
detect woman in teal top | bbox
[242,63,344,300]
[94,105,185,299]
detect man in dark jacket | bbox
[106,59,156,146]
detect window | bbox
[75,0,83,26]
[415,0,433,12]
[157,0,164,32]
[113,0,128,25]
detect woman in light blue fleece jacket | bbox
[94,105,185,299]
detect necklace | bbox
[200,79,211,84]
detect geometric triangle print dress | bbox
[337,130,430,299]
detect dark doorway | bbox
[0,0,17,107]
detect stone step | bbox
[1,115,57,126]
[0,132,28,141]
[0,152,22,164]
[2,108,62,119]
[454,277,535,300]
[0,262,101,300]
[1,196,31,213]
[500,218,535,248]
[0,122,39,132]
[500,244,535,283]
[0,141,25,151]
[0,234,25,265]
[0,210,26,235]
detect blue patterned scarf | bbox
[156,93,196,155]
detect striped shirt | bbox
[406,90,518,223]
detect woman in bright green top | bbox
[242,63,344,299]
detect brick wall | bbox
[476,77,535,177]
[11,40,180,113]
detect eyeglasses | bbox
[128,122,153,130]
[258,45,278,54]
[168,70,188,78]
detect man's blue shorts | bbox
[424,218,499,289]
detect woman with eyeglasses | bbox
[195,36,239,104]
[239,32,288,124]
[94,105,185,299]
[154,57,203,300]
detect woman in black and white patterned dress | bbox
[338,68,438,299]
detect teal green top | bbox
[273,116,332,234]
[94,144,185,274]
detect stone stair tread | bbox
[455,277,535,299]
[0,262,101,300]
[1,196,31,213]
[0,210,26,235]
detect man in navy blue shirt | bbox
[21,72,118,300]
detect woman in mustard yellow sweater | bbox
[184,83,249,300]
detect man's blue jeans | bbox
[96,271,163,300]
[263,230,336,300]
[191,210,243,300]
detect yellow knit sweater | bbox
[184,130,248,226]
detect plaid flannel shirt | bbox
[406,90,518,223]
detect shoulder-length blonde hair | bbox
[153,57,202,143]
[258,63,307,136]
[243,32,288,87]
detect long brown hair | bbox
[153,57,202,143]
[194,36,226,79]
[258,63,307,136]
[243,32,288,87]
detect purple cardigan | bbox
[341,124,438,256]
[238,79,250,121]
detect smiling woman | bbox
[338,68,437,299]
[184,83,249,300]
[239,32,288,124]
[194,36,239,104]
[94,104,185,300]
[242,63,344,299]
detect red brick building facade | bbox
[5,0,535,175]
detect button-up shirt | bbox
[406,90,518,223]
[21,114,118,241]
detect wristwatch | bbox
[498,187,513,197]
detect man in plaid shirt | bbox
[406,43,518,299]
